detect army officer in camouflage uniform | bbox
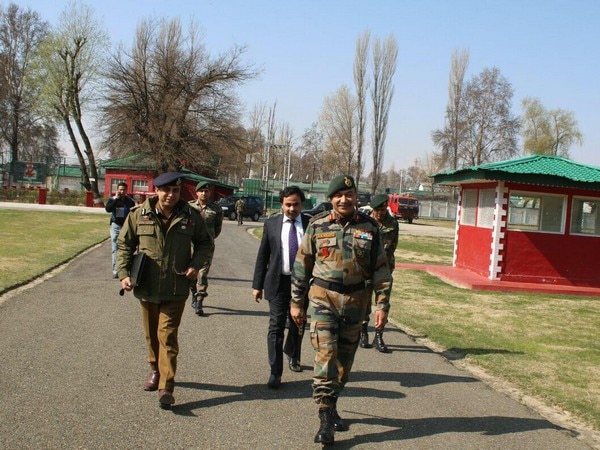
[118,172,213,410]
[188,181,224,316]
[360,193,399,352]
[290,175,392,445]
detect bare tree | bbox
[299,122,325,185]
[319,84,358,175]
[460,67,520,166]
[37,1,108,201]
[521,97,552,154]
[370,34,397,194]
[0,3,49,186]
[102,18,256,174]
[547,108,583,157]
[432,48,469,171]
[246,102,268,178]
[521,97,582,157]
[353,30,370,188]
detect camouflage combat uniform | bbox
[291,209,392,403]
[235,198,245,225]
[373,211,399,273]
[361,209,399,349]
[188,199,223,296]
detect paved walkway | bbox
[0,216,597,449]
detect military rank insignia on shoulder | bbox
[357,210,377,226]
[309,210,330,223]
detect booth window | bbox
[460,188,494,228]
[508,192,565,233]
[477,189,495,228]
[460,189,477,225]
[570,197,600,236]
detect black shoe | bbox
[373,330,389,353]
[288,356,302,372]
[267,374,281,389]
[112,273,118,279]
[332,407,349,432]
[195,299,204,316]
[314,408,335,444]
[359,331,372,348]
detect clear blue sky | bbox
[14,0,600,171]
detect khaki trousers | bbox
[140,300,186,391]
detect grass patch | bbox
[392,235,600,432]
[0,210,109,294]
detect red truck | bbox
[388,194,419,223]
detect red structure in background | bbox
[432,155,600,288]
[100,157,236,204]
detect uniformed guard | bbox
[360,193,399,352]
[188,181,224,316]
[235,197,245,225]
[117,172,213,409]
[290,175,392,445]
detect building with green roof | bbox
[431,154,600,287]
[100,155,236,202]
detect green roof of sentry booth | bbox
[431,155,600,191]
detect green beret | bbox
[327,175,356,198]
[196,181,210,191]
[371,194,389,209]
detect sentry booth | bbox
[432,155,600,288]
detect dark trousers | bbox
[267,275,305,376]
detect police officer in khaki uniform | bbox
[290,175,392,445]
[117,172,213,410]
[188,181,224,315]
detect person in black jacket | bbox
[105,181,136,278]
[252,186,309,388]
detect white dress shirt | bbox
[281,216,303,275]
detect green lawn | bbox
[0,210,109,294]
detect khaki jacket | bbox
[117,196,213,303]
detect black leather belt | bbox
[312,278,366,294]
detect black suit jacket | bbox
[252,213,310,300]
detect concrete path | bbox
[0,218,595,449]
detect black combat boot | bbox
[314,407,335,445]
[194,292,206,316]
[372,329,389,353]
[331,398,349,432]
[359,322,372,348]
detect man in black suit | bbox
[252,186,310,388]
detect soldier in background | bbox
[290,175,392,445]
[360,193,399,352]
[235,196,245,225]
[188,181,224,316]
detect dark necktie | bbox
[289,219,298,267]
